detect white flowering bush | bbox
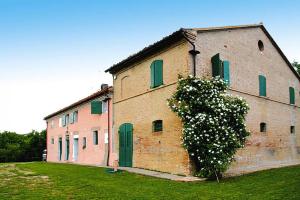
[168,75,250,179]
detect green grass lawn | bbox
[0,162,299,200]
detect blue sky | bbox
[0,0,299,133]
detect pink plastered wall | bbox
[46,97,117,166]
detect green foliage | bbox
[168,75,250,178]
[292,61,300,74]
[0,130,46,162]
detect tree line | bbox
[0,130,46,163]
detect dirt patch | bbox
[0,164,49,187]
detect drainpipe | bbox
[182,30,200,77]
[106,97,111,166]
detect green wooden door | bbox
[119,123,133,167]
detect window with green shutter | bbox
[91,101,102,114]
[289,87,295,104]
[259,75,266,97]
[211,54,230,85]
[73,111,78,122]
[150,60,163,88]
[211,54,222,77]
[222,60,230,85]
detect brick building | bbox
[105,24,300,175]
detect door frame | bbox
[73,135,79,161]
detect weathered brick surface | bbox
[194,27,300,174]
[113,41,192,175]
[112,26,300,176]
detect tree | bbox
[0,130,46,162]
[168,75,250,180]
[292,61,300,74]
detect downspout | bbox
[181,30,200,77]
[106,96,111,166]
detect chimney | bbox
[101,83,109,90]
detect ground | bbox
[0,162,299,199]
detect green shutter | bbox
[259,75,266,97]
[289,87,295,104]
[154,60,163,87]
[222,60,230,85]
[211,53,222,77]
[150,60,163,88]
[91,101,102,114]
[150,62,155,88]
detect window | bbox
[65,114,69,125]
[258,40,264,52]
[93,131,98,145]
[102,101,108,113]
[150,60,163,88]
[70,111,78,124]
[91,101,102,114]
[73,111,78,122]
[291,126,295,134]
[58,137,62,161]
[259,75,266,97]
[289,87,295,104]
[69,112,74,124]
[59,117,62,127]
[62,116,66,127]
[83,137,87,149]
[153,120,163,132]
[260,122,267,132]
[211,54,230,85]
[51,138,54,144]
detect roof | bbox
[44,86,113,120]
[105,23,300,81]
[104,28,192,74]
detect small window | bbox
[51,138,54,144]
[83,137,87,149]
[260,122,267,132]
[153,120,163,132]
[93,131,98,145]
[258,40,264,52]
[291,126,295,134]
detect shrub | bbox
[168,75,250,179]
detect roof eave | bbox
[44,87,113,120]
[105,28,188,74]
